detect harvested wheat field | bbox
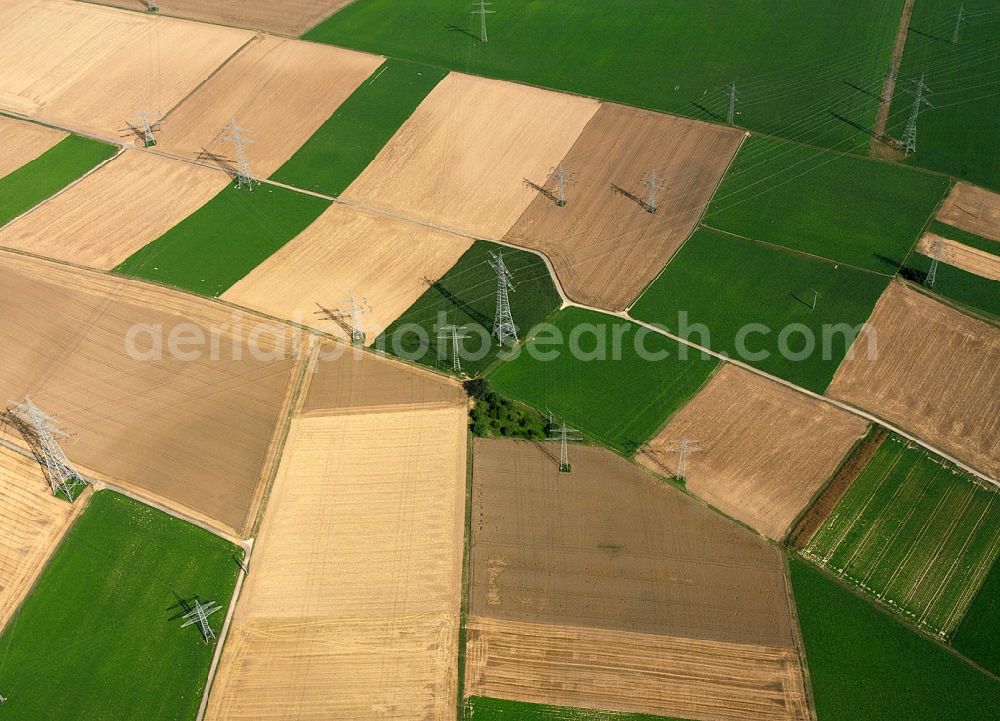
[0,115,66,180]
[223,203,472,342]
[639,364,868,540]
[302,342,466,414]
[0,150,228,268]
[829,282,1000,479]
[0,0,252,138]
[466,617,810,721]
[0,252,303,535]
[206,406,467,721]
[0,445,88,630]
[81,0,353,36]
[918,232,1000,282]
[937,182,1000,242]
[342,72,599,240]
[505,104,744,309]
[159,35,381,178]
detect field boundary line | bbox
[869,0,915,154]
[942,495,1000,633]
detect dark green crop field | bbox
[953,553,1000,677]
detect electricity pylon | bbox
[219,117,257,190]
[548,421,582,472]
[639,169,665,213]
[549,162,575,206]
[488,250,517,345]
[725,81,738,125]
[664,439,702,482]
[951,3,968,44]
[340,292,372,344]
[131,111,163,147]
[5,397,85,500]
[903,74,933,157]
[438,325,470,373]
[180,600,223,643]
[471,0,494,42]
[926,238,943,289]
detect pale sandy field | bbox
[342,72,600,239]
[829,282,1000,479]
[0,115,66,180]
[0,0,252,137]
[206,406,467,720]
[159,35,381,178]
[937,182,1000,242]
[222,203,472,342]
[918,232,1000,282]
[639,364,868,540]
[0,150,228,268]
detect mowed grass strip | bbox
[703,136,950,273]
[305,0,899,151]
[377,240,561,377]
[804,435,1000,638]
[488,307,719,455]
[0,490,240,721]
[115,183,330,297]
[464,697,690,721]
[630,227,888,394]
[0,134,116,227]
[270,59,447,196]
[953,554,1000,676]
[790,558,1000,721]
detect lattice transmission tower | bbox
[438,325,470,373]
[180,600,223,643]
[488,250,517,345]
[340,292,372,344]
[549,162,575,206]
[131,111,163,147]
[471,0,495,42]
[639,169,665,213]
[951,3,968,44]
[925,238,943,289]
[725,81,738,126]
[5,397,86,500]
[548,421,582,473]
[902,74,933,157]
[664,438,702,483]
[219,117,257,190]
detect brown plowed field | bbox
[222,203,472,342]
[0,115,66,180]
[0,252,301,535]
[0,150,227,268]
[0,445,88,630]
[937,182,1000,242]
[465,617,810,721]
[206,407,467,720]
[918,232,1000,282]
[302,342,466,415]
[505,104,744,310]
[638,364,868,541]
[0,0,252,138]
[342,72,600,240]
[828,282,1000,479]
[158,35,381,178]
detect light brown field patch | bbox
[828,282,1000,479]
[158,35,381,178]
[0,0,252,137]
[0,252,301,536]
[936,182,1000,242]
[0,150,228,268]
[918,232,1000,282]
[505,104,744,310]
[0,445,88,630]
[222,203,472,341]
[465,617,810,721]
[342,72,600,240]
[638,364,868,540]
[0,115,66,180]
[206,406,467,720]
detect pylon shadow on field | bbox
[828,111,877,139]
[611,183,653,213]
[523,178,561,206]
[196,147,238,180]
[423,279,492,330]
[445,24,480,41]
[690,101,723,123]
[314,302,354,339]
[909,26,950,44]
[843,80,882,101]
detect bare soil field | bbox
[342,72,599,240]
[918,232,1000,282]
[465,617,810,721]
[0,0,252,138]
[937,182,1000,241]
[222,202,472,342]
[0,150,228,268]
[0,115,66,179]
[80,0,354,36]
[828,282,1000,479]
[158,35,381,178]
[302,342,466,415]
[639,364,868,541]
[505,104,744,310]
[0,445,88,630]
[206,406,467,720]
[0,252,301,535]
[471,438,795,645]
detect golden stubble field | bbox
[936,182,1000,242]
[0,115,66,180]
[917,232,1000,282]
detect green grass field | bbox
[270,59,447,196]
[0,491,240,721]
[463,697,689,721]
[0,133,116,228]
[803,434,1000,639]
[114,182,330,296]
[790,558,1000,721]
[305,0,899,152]
[487,307,719,454]
[629,227,888,394]
[703,136,950,273]
[953,554,1000,676]
[888,0,1000,190]
[376,241,561,377]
